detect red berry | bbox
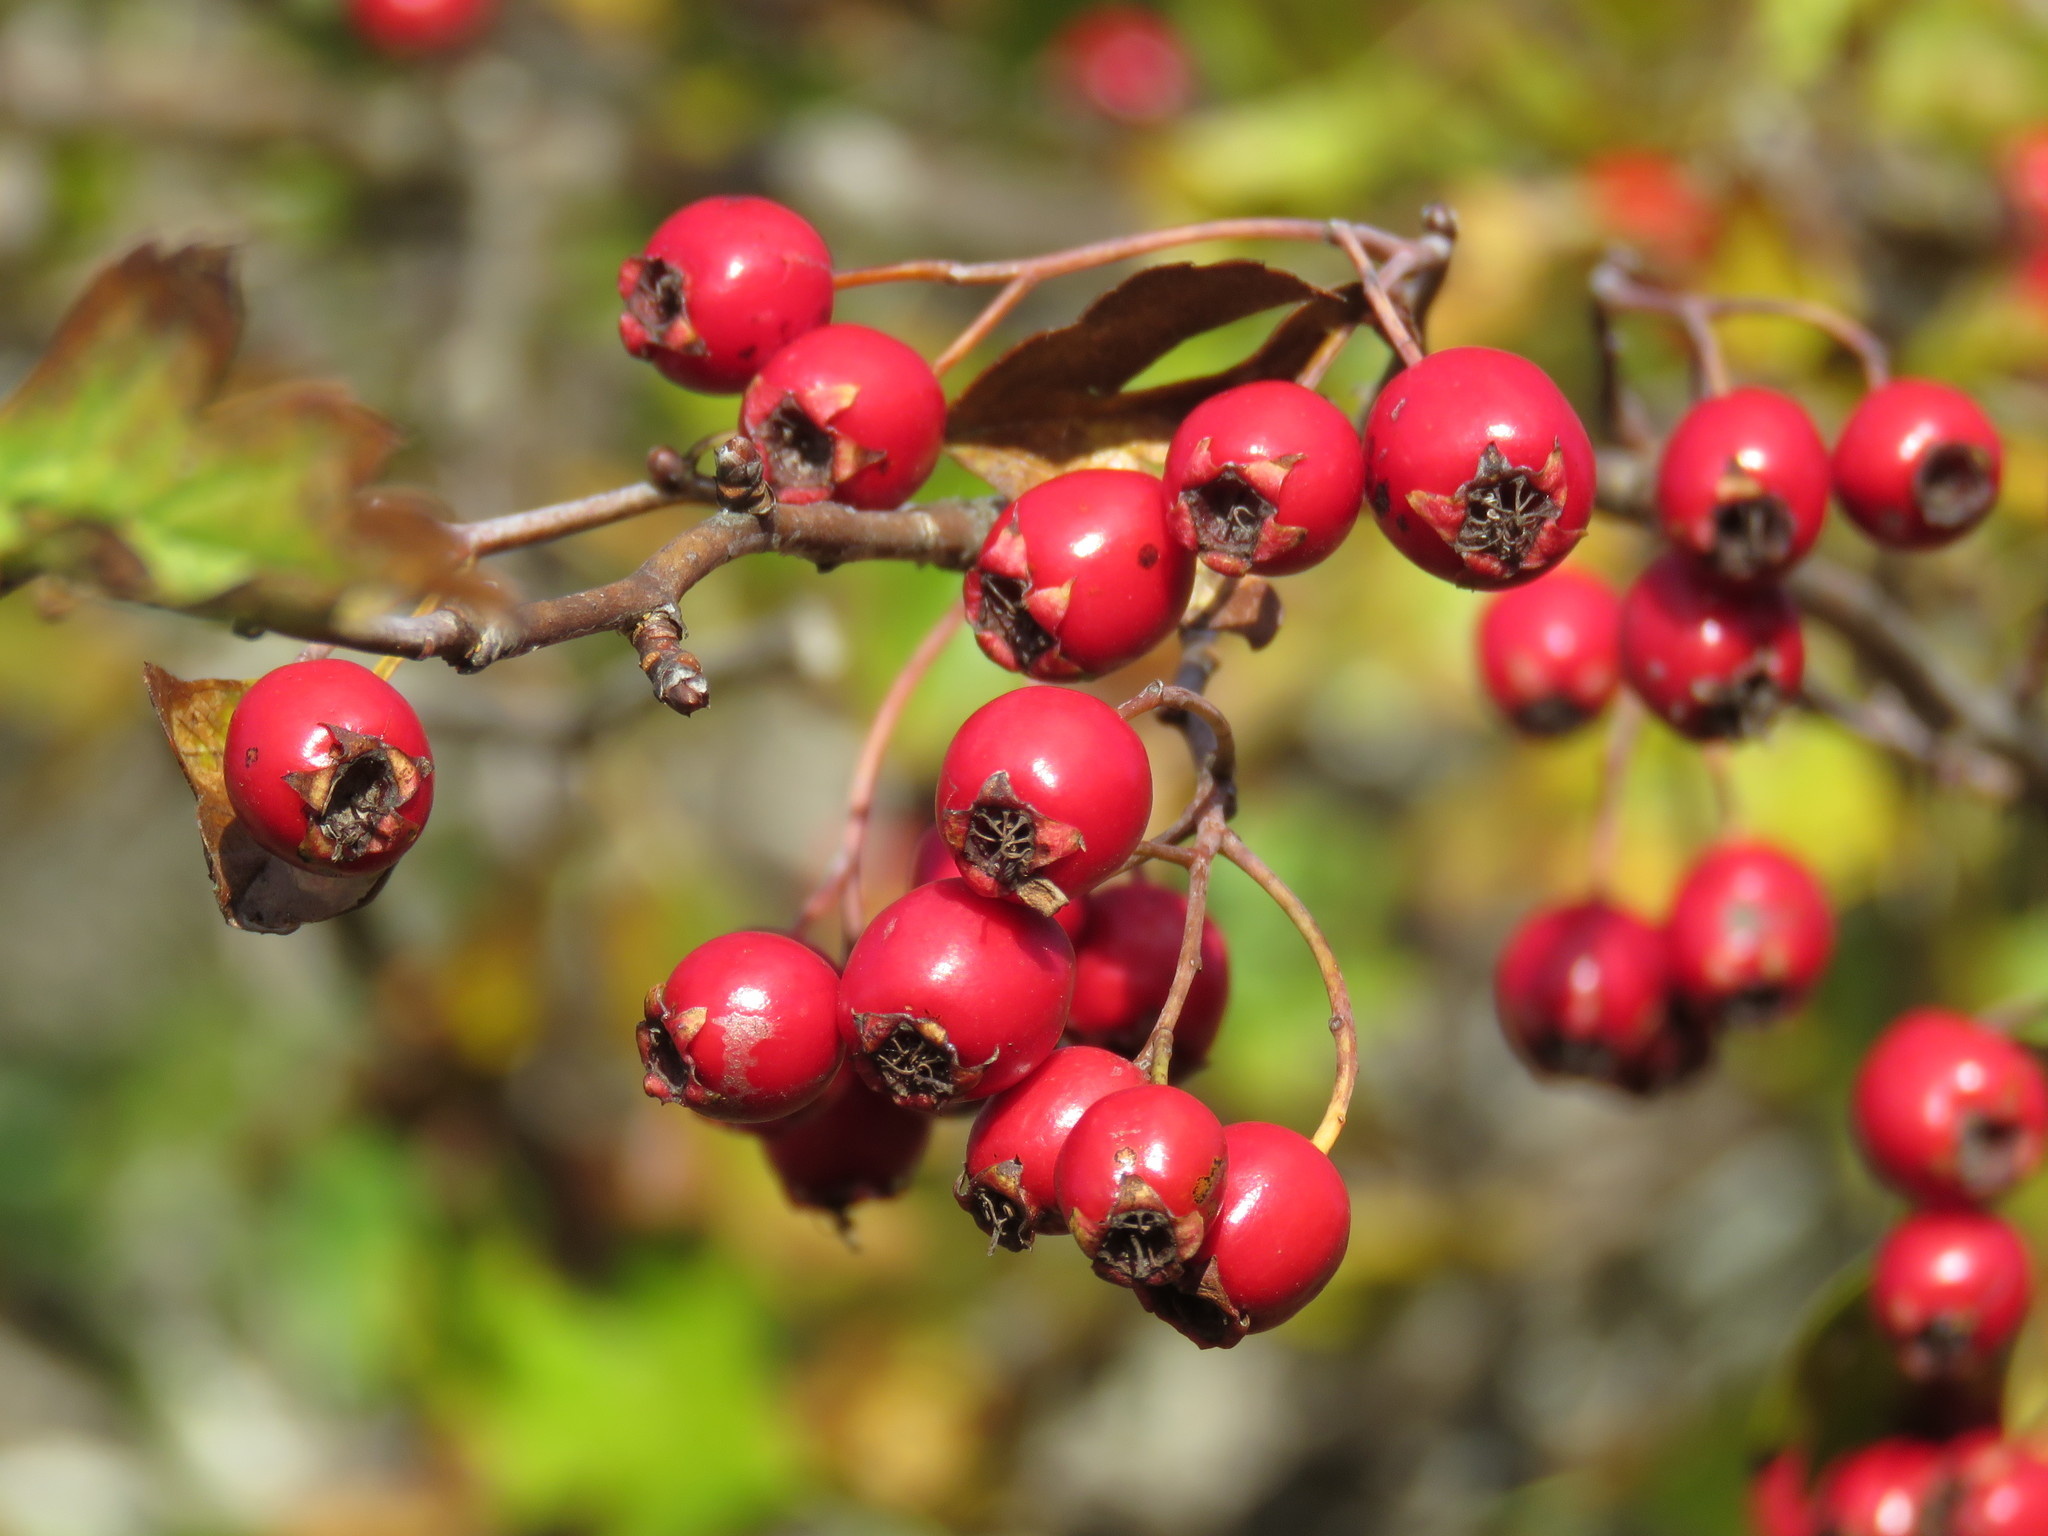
[739,324,946,510]
[1066,879,1230,1073]
[1618,552,1804,741]
[1055,1083,1227,1286]
[1362,347,1596,589]
[1666,840,1835,1030]
[1049,5,1196,126]
[760,1067,931,1225]
[955,1045,1147,1251]
[1583,151,1720,272]
[1161,380,1365,577]
[838,879,1074,1110]
[348,0,494,55]
[617,197,834,395]
[1950,1439,2048,1536]
[1852,1010,2048,1207]
[1832,380,2002,550]
[1657,387,1831,581]
[964,468,1196,680]
[1495,900,1706,1094]
[1871,1209,2033,1378]
[1750,1450,1817,1536]
[222,658,434,877]
[1475,566,1622,735]
[1811,1439,1948,1536]
[935,686,1152,912]
[1137,1121,1351,1348]
[636,931,845,1125]
[913,823,1088,938]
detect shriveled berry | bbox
[1657,387,1830,581]
[955,1045,1146,1252]
[348,0,495,55]
[838,879,1073,1110]
[636,931,845,1125]
[1811,1439,1948,1536]
[1749,1450,1817,1536]
[1495,900,1705,1094]
[1475,567,1622,735]
[1050,5,1196,126]
[617,197,834,395]
[1137,1120,1350,1347]
[1619,553,1804,741]
[935,686,1152,914]
[1162,380,1365,577]
[739,324,946,510]
[1950,1438,2048,1536]
[1833,380,2002,549]
[223,658,434,877]
[1056,1083,1227,1287]
[1362,346,1596,589]
[1066,879,1230,1073]
[1853,1010,2048,1207]
[1871,1209,2033,1379]
[761,1067,931,1226]
[1667,841,1835,1030]
[964,468,1195,679]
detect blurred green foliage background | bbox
[6,0,2048,1532]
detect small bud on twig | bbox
[646,445,694,493]
[629,606,710,716]
[714,436,776,518]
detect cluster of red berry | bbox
[635,685,1344,1350]
[1753,1009,2048,1535]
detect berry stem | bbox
[1217,828,1358,1155]
[1116,680,1237,793]
[1329,221,1425,368]
[1695,294,1891,391]
[795,604,965,947]
[1588,692,1645,896]
[1591,260,1730,397]
[1132,805,1227,1084]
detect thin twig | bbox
[457,477,714,558]
[1591,259,1730,396]
[1132,807,1227,1084]
[1329,221,1425,368]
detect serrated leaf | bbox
[945,260,1365,498]
[144,662,388,934]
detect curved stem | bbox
[932,274,1037,377]
[1329,221,1425,368]
[794,605,965,946]
[1218,829,1357,1155]
[1116,680,1237,789]
[1591,260,1730,397]
[1698,295,1891,391]
[1132,807,1226,1084]
[1588,693,1644,897]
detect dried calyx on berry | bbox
[1055,1083,1227,1287]
[223,659,435,878]
[935,687,1152,915]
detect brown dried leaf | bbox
[946,262,1365,498]
[144,662,388,934]
[3,245,240,421]
[1191,576,1284,650]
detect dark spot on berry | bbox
[244,747,258,767]
[1370,481,1391,519]
[1689,663,1787,741]
[1138,543,1160,569]
[1510,695,1596,736]
[1096,1205,1181,1285]
[635,1016,693,1105]
[964,1178,1035,1254]
[1708,491,1794,580]
[1957,1111,2032,1199]
[1915,440,1997,529]
[626,257,689,337]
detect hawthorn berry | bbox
[935,686,1152,914]
[1853,1010,2048,1207]
[1066,879,1230,1072]
[1871,1209,2033,1379]
[1582,151,1720,272]
[1811,1439,1948,1536]
[964,468,1196,679]
[1949,1439,2048,1536]
[1832,380,2002,550]
[761,1067,932,1225]
[1618,553,1804,741]
[1050,5,1196,126]
[1666,841,1835,1030]
[223,658,434,877]
[1494,900,1705,1094]
[1136,1120,1351,1348]
[1056,1083,1227,1287]
[1161,380,1365,577]
[1361,346,1596,589]
[1475,567,1622,735]
[955,1045,1146,1251]
[1657,386,1830,581]
[636,931,845,1125]
[1749,1450,1817,1536]
[348,0,495,55]
[617,197,834,395]
[738,324,946,510]
[838,879,1074,1110]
